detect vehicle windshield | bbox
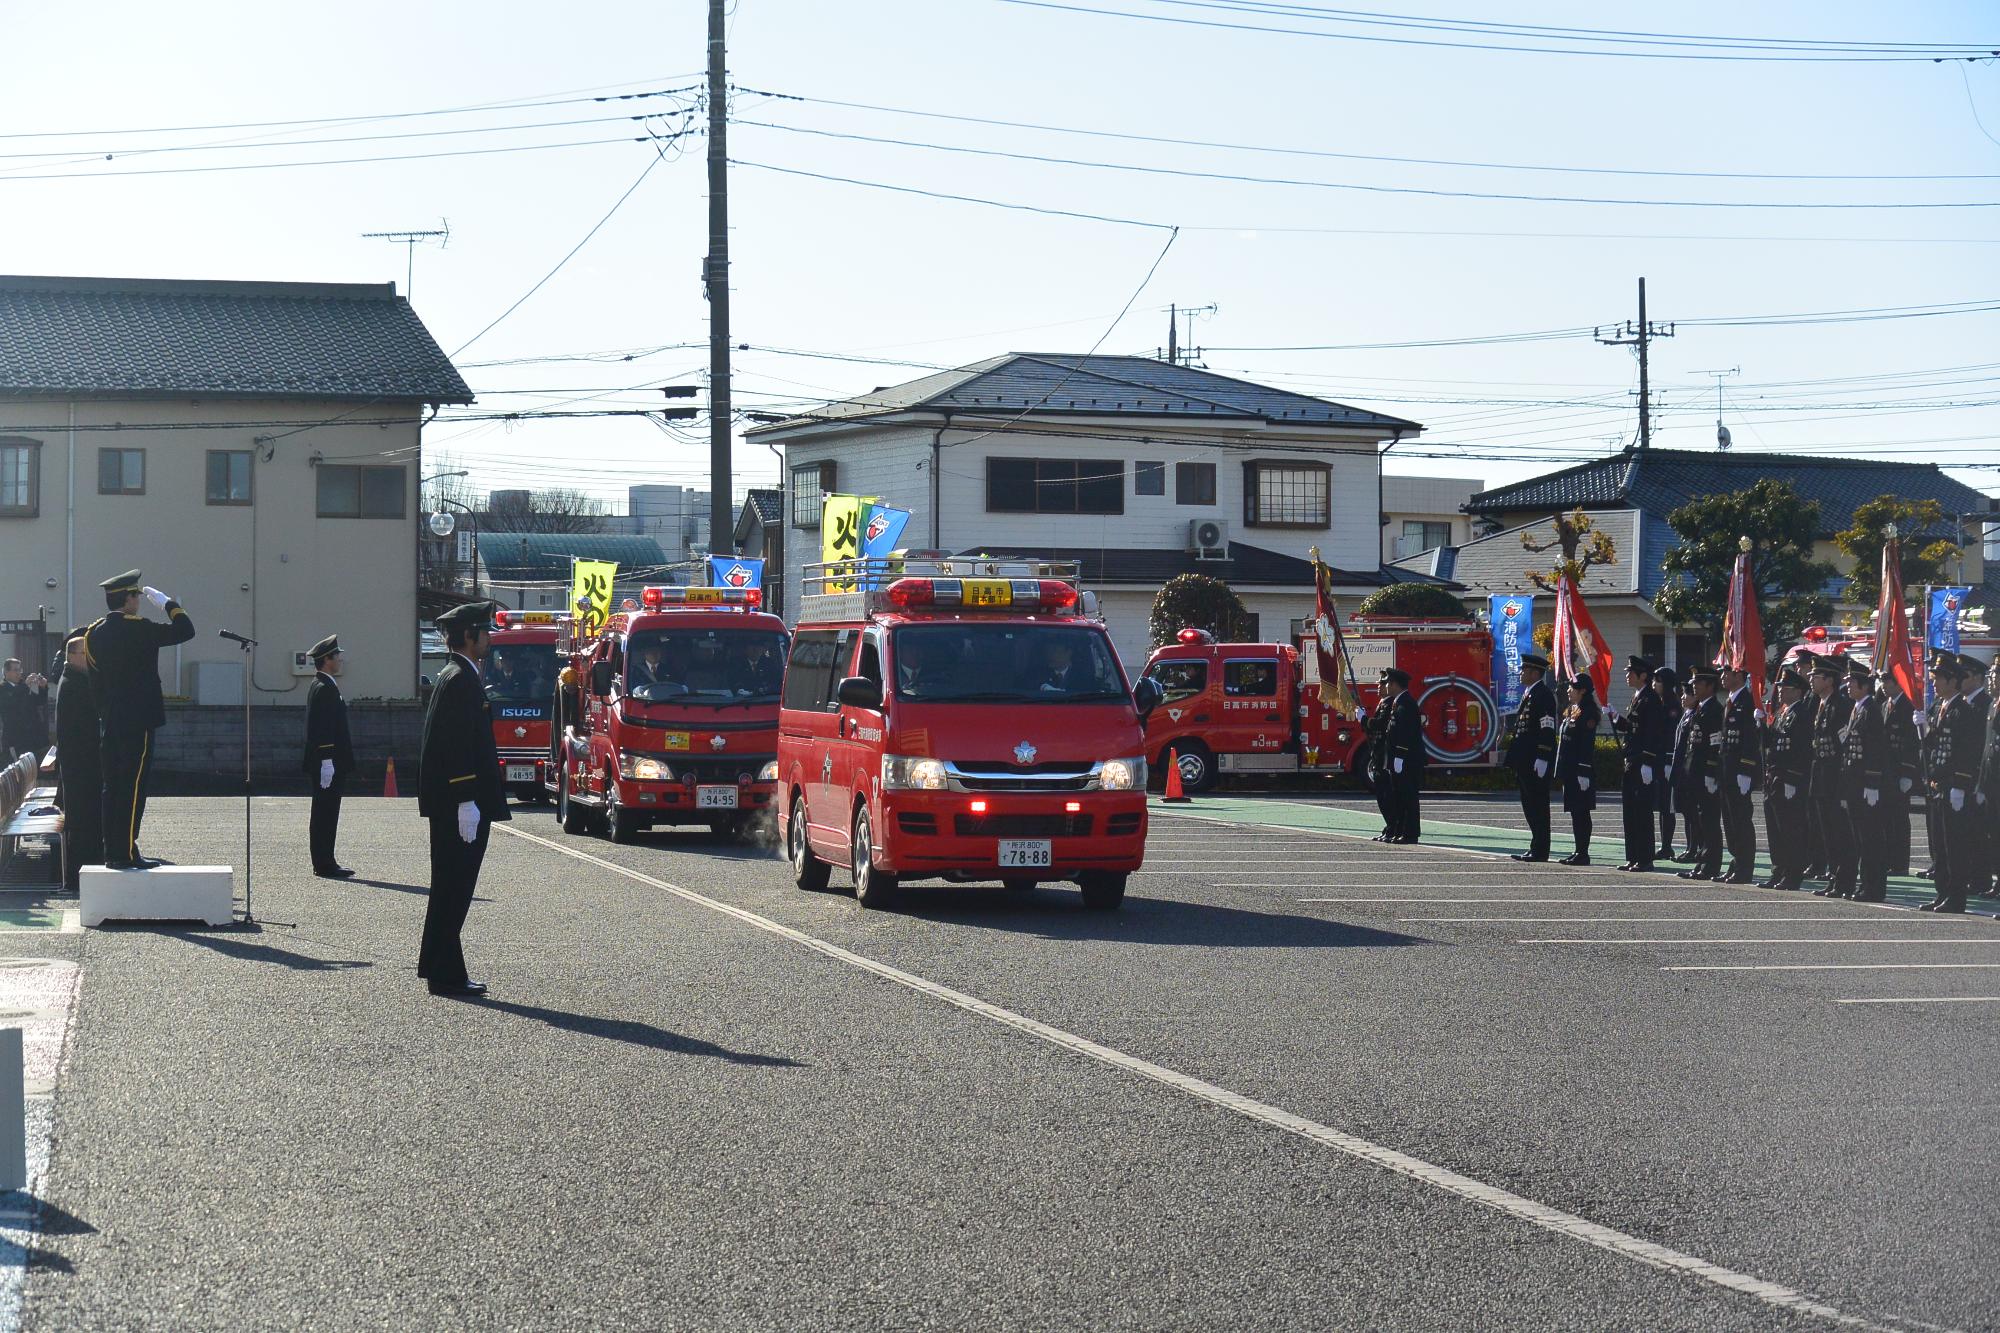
[624,628,789,704]
[484,642,555,703]
[891,624,1128,704]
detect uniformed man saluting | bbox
[1505,652,1558,863]
[84,571,194,870]
[303,635,355,879]
[417,602,510,997]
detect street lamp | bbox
[428,496,479,596]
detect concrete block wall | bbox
[149,701,427,794]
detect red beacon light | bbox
[639,586,762,610]
[1177,627,1217,646]
[1803,625,1829,642]
[493,610,555,628]
[883,577,1078,613]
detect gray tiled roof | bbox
[748,354,1421,435]
[742,489,782,524]
[0,275,472,402]
[1465,448,1994,538]
[1402,509,1643,597]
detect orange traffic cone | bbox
[382,758,400,799]
[1162,749,1191,804]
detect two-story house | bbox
[746,353,1446,671]
[0,274,470,703]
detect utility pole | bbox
[704,0,735,556]
[1595,277,1675,451]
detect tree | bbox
[1832,494,1957,610]
[485,487,607,536]
[1522,508,1616,592]
[1354,582,1466,619]
[1653,480,1836,659]
[1149,573,1255,647]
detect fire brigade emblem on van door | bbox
[1014,741,1037,765]
[821,753,833,784]
[710,734,727,750]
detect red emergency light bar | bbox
[883,577,1078,613]
[492,610,559,628]
[639,586,762,609]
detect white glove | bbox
[1737,774,1752,795]
[1705,777,1719,794]
[1899,777,1913,793]
[1393,757,1404,775]
[1783,783,1797,799]
[1640,765,1654,785]
[456,800,480,843]
[1577,775,1591,792]
[1533,759,1548,778]
[319,759,333,789]
[141,585,169,610]
[1863,788,1878,807]
[1914,710,1928,728]
[1950,788,1965,813]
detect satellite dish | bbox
[428,510,456,538]
[1716,424,1733,451]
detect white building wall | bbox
[1381,474,1481,562]
[778,425,936,617]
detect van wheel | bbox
[851,804,899,909]
[789,795,830,892]
[1078,872,1127,910]
[1165,741,1217,793]
[558,768,589,835]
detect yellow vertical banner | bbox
[820,493,874,592]
[570,558,618,636]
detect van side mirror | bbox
[1133,676,1165,719]
[836,676,883,710]
[590,660,614,696]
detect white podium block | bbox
[79,865,235,928]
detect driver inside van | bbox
[896,635,961,697]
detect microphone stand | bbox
[220,631,257,924]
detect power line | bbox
[733,158,1174,229]
[0,134,659,182]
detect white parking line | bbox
[1834,996,2000,1005]
[1306,898,1769,905]
[1524,938,2000,946]
[502,823,1889,1332]
[1404,917,1885,924]
[1664,964,2000,972]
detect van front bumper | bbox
[874,791,1147,878]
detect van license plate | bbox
[998,840,1052,868]
[505,765,535,782]
[697,785,739,810]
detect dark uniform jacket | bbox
[83,602,195,734]
[1981,698,2000,806]
[0,677,47,755]
[1687,694,1723,788]
[418,654,510,823]
[1884,694,1920,793]
[1669,701,1697,795]
[1839,694,1886,806]
[1372,691,1425,790]
[303,672,355,777]
[1926,694,1979,797]
[1765,697,1811,795]
[53,668,99,802]
[1554,703,1598,812]
[1809,690,1851,800]
[1719,687,1762,791]
[1612,686,1667,776]
[1503,677,1558,777]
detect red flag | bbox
[1876,533,1919,701]
[1311,557,1358,717]
[1716,545,1767,712]
[1553,574,1613,700]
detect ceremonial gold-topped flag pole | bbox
[1309,547,1359,718]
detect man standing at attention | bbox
[304,635,355,879]
[1377,667,1425,845]
[1611,655,1667,872]
[85,571,194,870]
[1506,653,1558,863]
[418,603,509,997]
[52,632,100,893]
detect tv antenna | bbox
[1160,303,1217,368]
[1691,366,1740,450]
[363,220,450,298]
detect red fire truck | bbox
[549,586,789,841]
[485,609,563,803]
[776,557,1161,910]
[1138,615,1499,792]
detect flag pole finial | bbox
[1884,522,1898,540]
[1738,535,1752,553]
[1309,545,1321,564]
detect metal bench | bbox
[0,752,63,887]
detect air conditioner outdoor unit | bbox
[1188,518,1229,560]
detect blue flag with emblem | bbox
[707,555,763,591]
[858,503,912,588]
[1489,594,1533,713]
[1925,586,1969,716]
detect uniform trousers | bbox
[309,774,346,871]
[1620,767,1654,863]
[1693,786,1724,878]
[1385,778,1421,842]
[1516,771,1552,858]
[57,765,101,892]
[1813,789,1856,891]
[1849,796,1887,898]
[1721,783,1757,876]
[420,815,489,986]
[1885,789,1912,877]
[1930,796,1980,909]
[1764,785,1807,886]
[99,726,155,864]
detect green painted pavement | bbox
[0,908,67,931]
[1153,796,1994,917]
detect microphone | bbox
[219,629,258,647]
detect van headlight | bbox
[618,751,674,781]
[1097,757,1145,791]
[757,760,779,783]
[882,755,948,790]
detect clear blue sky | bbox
[4,1,1995,508]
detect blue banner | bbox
[1925,587,1969,716]
[707,555,764,591]
[1489,593,1534,712]
[861,503,912,560]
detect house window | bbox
[791,460,834,529]
[985,458,1124,515]
[0,440,38,517]
[1135,460,1166,496]
[316,464,406,519]
[206,450,253,505]
[97,448,145,495]
[1176,462,1216,506]
[1244,461,1330,528]
[1402,519,1451,551]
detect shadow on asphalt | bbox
[478,999,805,1067]
[348,877,490,903]
[890,888,1428,949]
[158,928,374,972]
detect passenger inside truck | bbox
[893,625,1123,704]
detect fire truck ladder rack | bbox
[798,557,1082,624]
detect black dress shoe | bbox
[1631,862,1655,873]
[427,979,488,997]
[1934,902,1967,915]
[314,865,357,879]
[1511,852,1546,862]
[1393,836,1420,845]
[1656,846,1677,862]
[1756,877,1778,888]
[1569,855,1591,867]
[1852,891,1886,904]
[103,859,137,871]
[1772,881,1801,892]
[1917,901,1939,912]
[1676,869,1704,880]
[1720,872,1754,885]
